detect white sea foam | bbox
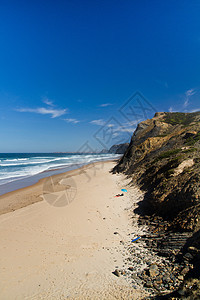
[0,154,121,186]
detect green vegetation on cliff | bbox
[162,112,200,126]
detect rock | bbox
[177,288,185,296]
[183,252,193,261]
[153,282,161,291]
[145,280,153,288]
[113,269,120,277]
[114,232,118,235]
[178,275,184,281]
[188,246,198,254]
[163,275,172,283]
[154,275,163,284]
[108,143,129,154]
[148,264,159,277]
[112,111,200,234]
[181,266,190,275]
[128,266,134,271]
[120,270,126,275]
[170,274,176,282]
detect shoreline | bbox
[0,157,193,298]
[0,159,117,216]
[0,154,122,196]
[0,160,145,299]
[0,157,119,195]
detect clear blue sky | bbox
[0,0,199,152]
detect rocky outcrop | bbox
[113,112,200,231]
[109,143,129,154]
[112,111,200,297]
[100,143,129,154]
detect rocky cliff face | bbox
[101,143,129,154]
[108,143,129,154]
[113,112,200,232]
[113,112,200,296]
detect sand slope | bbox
[0,162,143,299]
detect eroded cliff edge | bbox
[113,111,200,298]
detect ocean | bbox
[0,153,121,195]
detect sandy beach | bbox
[0,161,145,299]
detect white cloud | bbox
[16,107,67,118]
[169,106,175,112]
[185,89,196,97]
[117,127,136,133]
[90,118,138,136]
[184,89,196,108]
[99,103,112,107]
[184,99,189,108]
[115,124,137,133]
[64,118,80,124]
[43,98,54,106]
[124,120,141,126]
[90,119,105,126]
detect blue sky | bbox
[0,0,200,152]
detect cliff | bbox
[101,143,129,154]
[113,111,200,232]
[112,112,200,296]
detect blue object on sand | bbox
[131,237,141,242]
[121,189,127,192]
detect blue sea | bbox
[0,153,121,195]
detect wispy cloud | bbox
[64,118,80,124]
[99,103,112,107]
[116,126,136,133]
[185,89,196,97]
[90,118,138,135]
[187,108,200,113]
[90,119,105,126]
[169,106,175,112]
[43,97,54,106]
[16,107,67,118]
[114,121,138,133]
[184,88,196,108]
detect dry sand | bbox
[0,161,144,299]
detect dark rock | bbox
[154,275,163,284]
[101,143,129,154]
[113,269,120,277]
[145,280,153,288]
[120,270,126,275]
[177,288,185,296]
[183,252,193,261]
[162,275,171,283]
[153,282,161,291]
